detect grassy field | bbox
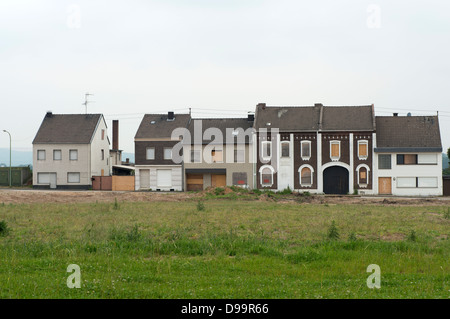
[0,197,448,298]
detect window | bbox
[53,150,62,161]
[212,150,223,163]
[164,148,172,160]
[67,172,80,183]
[261,166,273,186]
[301,141,311,160]
[358,140,368,159]
[232,172,247,186]
[101,149,105,160]
[69,150,78,161]
[301,167,312,185]
[37,150,46,160]
[397,154,417,165]
[417,154,437,164]
[101,129,105,140]
[330,141,340,160]
[359,167,367,184]
[261,141,271,160]
[281,142,290,157]
[417,177,438,188]
[190,150,200,163]
[397,177,416,188]
[37,173,49,184]
[234,149,245,163]
[378,154,391,169]
[146,147,155,160]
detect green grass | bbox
[0,200,448,298]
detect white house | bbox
[374,115,443,196]
[32,112,110,189]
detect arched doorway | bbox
[323,166,349,194]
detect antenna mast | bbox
[82,93,94,114]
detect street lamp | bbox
[3,130,11,187]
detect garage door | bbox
[187,174,203,191]
[139,169,150,189]
[157,169,172,188]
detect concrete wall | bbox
[90,117,111,177]
[33,144,90,187]
[135,165,183,191]
[374,152,442,196]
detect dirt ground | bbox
[0,187,449,206]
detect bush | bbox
[278,186,292,195]
[327,221,340,240]
[0,220,10,236]
[407,230,417,242]
[197,201,205,211]
[348,232,357,242]
[214,187,225,196]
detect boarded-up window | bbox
[146,147,155,160]
[417,154,437,164]
[232,172,247,186]
[358,141,368,157]
[397,177,416,188]
[261,167,273,185]
[417,177,438,188]
[301,167,312,185]
[331,142,340,158]
[212,150,223,162]
[281,142,289,157]
[53,150,62,160]
[397,154,417,165]
[359,168,367,184]
[301,141,311,158]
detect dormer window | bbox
[301,141,311,160]
[330,141,340,161]
[358,140,368,160]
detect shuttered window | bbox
[301,141,311,158]
[330,141,340,159]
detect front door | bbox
[139,169,150,189]
[378,177,392,195]
[49,173,57,189]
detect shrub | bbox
[252,189,262,195]
[407,230,417,242]
[214,187,225,196]
[327,221,340,240]
[348,232,357,242]
[0,220,10,236]
[278,186,292,195]
[197,201,205,211]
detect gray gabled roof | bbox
[187,118,254,144]
[32,113,102,144]
[254,104,375,131]
[134,113,191,139]
[375,116,442,151]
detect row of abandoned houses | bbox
[32,103,444,196]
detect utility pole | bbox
[3,130,11,187]
[82,93,94,114]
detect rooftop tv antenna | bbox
[82,93,94,114]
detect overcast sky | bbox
[1,0,449,154]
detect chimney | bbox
[257,103,266,110]
[126,158,130,164]
[314,103,323,107]
[112,120,119,150]
[46,111,53,118]
[168,111,174,120]
[393,113,398,117]
[247,113,255,122]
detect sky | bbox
[1,0,450,154]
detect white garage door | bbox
[157,169,172,187]
[139,169,150,189]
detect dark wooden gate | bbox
[323,166,349,194]
[443,176,450,196]
[92,176,112,190]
